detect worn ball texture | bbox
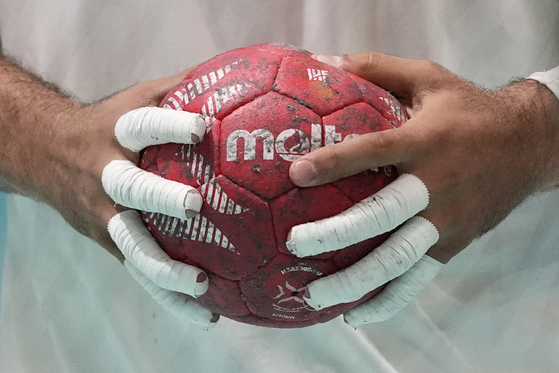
[140,43,408,327]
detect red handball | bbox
[140,43,408,328]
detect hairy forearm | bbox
[514,79,559,189]
[0,54,83,198]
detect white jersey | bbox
[1,1,558,372]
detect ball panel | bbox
[197,272,252,317]
[140,120,221,188]
[270,184,353,259]
[273,56,363,116]
[181,176,277,281]
[165,47,282,120]
[322,102,395,137]
[351,74,409,126]
[238,253,339,323]
[220,92,321,200]
[243,42,311,58]
[333,167,396,204]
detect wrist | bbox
[0,56,85,198]
[505,79,559,189]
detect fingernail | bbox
[211,313,220,323]
[343,314,361,329]
[290,159,318,186]
[184,190,203,219]
[285,230,295,253]
[312,54,343,67]
[190,115,207,143]
[303,288,315,309]
[196,272,208,283]
[186,209,198,219]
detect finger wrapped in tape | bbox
[286,173,430,257]
[115,107,207,152]
[108,210,209,297]
[344,255,443,327]
[102,159,203,220]
[303,216,439,310]
[124,260,217,329]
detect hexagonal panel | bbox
[163,47,282,120]
[322,102,394,139]
[243,42,312,59]
[220,92,322,200]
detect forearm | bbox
[0,54,83,198]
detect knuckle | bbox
[339,52,379,75]
[418,60,444,75]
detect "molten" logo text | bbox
[226,123,359,162]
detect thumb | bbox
[315,52,444,100]
[123,66,197,107]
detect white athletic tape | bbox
[344,255,443,327]
[108,210,209,297]
[528,66,559,101]
[303,216,439,310]
[286,173,429,257]
[124,260,217,329]
[115,107,207,152]
[102,159,202,220]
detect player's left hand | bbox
[286,52,559,327]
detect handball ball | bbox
[140,43,408,328]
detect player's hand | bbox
[287,52,559,327]
[103,102,218,328]
[54,70,217,328]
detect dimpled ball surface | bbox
[140,43,408,328]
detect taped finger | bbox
[124,260,218,329]
[108,210,208,297]
[286,173,429,257]
[303,216,439,310]
[102,159,203,220]
[344,255,443,327]
[115,107,207,152]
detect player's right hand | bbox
[68,71,218,329]
[95,73,219,329]
[0,56,217,328]
[103,104,219,329]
